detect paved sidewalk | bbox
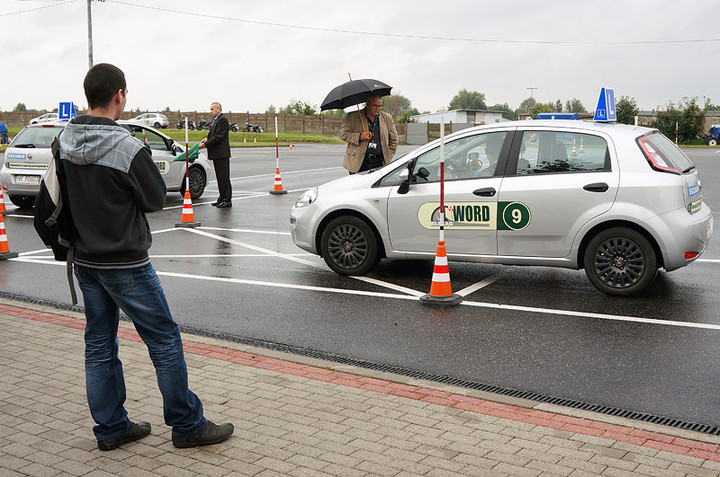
[3,299,720,476]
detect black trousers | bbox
[212,157,232,203]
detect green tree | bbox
[382,94,414,118]
[517,97,535,114]
[564,98,586,113]
[280,99,317,115]
[396,109,420,123]
[489,103,517,121]
[530,103,552,118]
[616,96,639,125]
[265,105,277,114]
[554,100,563,112]
[449,89,487,110]
[14,103,27,112]
[654,97,704,144]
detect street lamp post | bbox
[87,0,104,69]
[527,87,537,113]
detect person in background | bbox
[199,102,232,207]
[57,63,234,451]
[339,93,398,174]
[0,121,8,145]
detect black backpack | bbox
[33,136,78,304]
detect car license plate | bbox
[13,174,41,184]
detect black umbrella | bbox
[320,78,392,111]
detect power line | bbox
[109,0,720,45]
[0,0,76,18]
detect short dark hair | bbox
[83,63,126,109]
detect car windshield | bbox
[12,126,62,148]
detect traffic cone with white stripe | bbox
[175,189,201,228]
[420,240,462,307]
[269,167,287,195]
[0,188,7,213]
[0,212,19,260]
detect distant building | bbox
[410,109,506,125]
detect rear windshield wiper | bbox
[14,144,36,148]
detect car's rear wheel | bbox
[584,227,657,296]
[320,216,379,275]
[9,195,35,209]
[178,166,206,200]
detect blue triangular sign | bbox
[594,88,616,122]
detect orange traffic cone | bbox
[253,137,257,143]
[420,241,462,307]
[243,138,247,143]
[175,189,201,228]
[0,212,19,260]
[571,144,577,156]
[289,144,293,150]
[0,188,7,213]
[269,167,287,195]
[579,140,584,153]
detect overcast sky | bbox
[2,0,718,115]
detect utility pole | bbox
[87,0,104,69]
[527,87,537,113]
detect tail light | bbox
[637,137,679,174]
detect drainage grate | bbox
[4,290,719,436]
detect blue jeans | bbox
[74,263,206,440]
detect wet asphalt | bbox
[2,144,720,430]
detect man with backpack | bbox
[55,63,233,451]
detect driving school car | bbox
[0,121,211,209]
[291,120,713,296]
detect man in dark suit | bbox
[199,102,232,207]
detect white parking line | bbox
[12,255,720,332]
[456,277,499,297]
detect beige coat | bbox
[339,109,398,173]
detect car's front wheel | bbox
[178,166,206,200]
[708,138,718,146]
[153,122,161,128]
[583,227,657,296]
[9,195,36,209]
[320,216,379,275]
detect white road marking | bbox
[456,277,499,297]
[12,255,720,332]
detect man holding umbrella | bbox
[339,93,398,174]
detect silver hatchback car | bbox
[291,120,713,296]
[1,121,211,208]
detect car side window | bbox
[130,127,167,151]
[516,131,609,175]
[410,131,508,183]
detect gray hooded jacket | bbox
[58,115,166,269]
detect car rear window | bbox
[637,131,694,174]
[12,125,63,148]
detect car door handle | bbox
[473,187,496,197]
[583,182,609,193]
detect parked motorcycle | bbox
[243,121,263,133]
[230,122,239,133]
[196,118,212,131]
[176,119,195,130]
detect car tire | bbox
[180,166,206,200]
[583,227,657,296]
[9,195,36,209]
[320,216,379,275]
[708,138,718,146]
